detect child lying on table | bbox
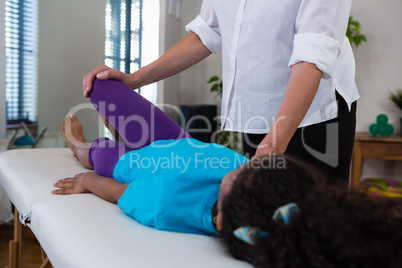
[53,79,402,268]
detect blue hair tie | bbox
[233,203,300,245]
[272,202,300,225]
[233,226,269,246]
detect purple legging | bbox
[87,79,191,178]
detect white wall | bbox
[179,0,221,108]
[352,0,402,133]
[157,0,182,118]
[352,0,402,179]
[0,1,6,140]
[38,0,106,143]
[158,0,221,119]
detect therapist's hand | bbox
[255,139,285,157]
[255,62,322,158]
[82,64,134,98]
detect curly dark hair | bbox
[219,154,402,268]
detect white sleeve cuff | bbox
[185,15,222,53]
[288,33,341,79]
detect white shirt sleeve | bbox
[288,0,352,78]
[185,0,222,53]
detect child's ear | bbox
[216,211,224,231]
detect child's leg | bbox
[87,137,133,178]
[90,79,191,149]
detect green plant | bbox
[207,76,223,98]
[389,88,402,112]
[207,76,241,152]
[346,16,367,47]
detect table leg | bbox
[40,256,52,268]
[351,141,363,189]
[9,207,22,268]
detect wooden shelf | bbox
[351,132,402,189]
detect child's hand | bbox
[52,173,89,195]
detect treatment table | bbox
[0,148,252,268]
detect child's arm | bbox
[52,172,129,204]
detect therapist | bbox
[83,0,359,182]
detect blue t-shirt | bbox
[113,138,248,236]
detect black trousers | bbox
[242,92,357,182]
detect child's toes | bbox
[70,114,78,121]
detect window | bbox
[104,0,159,103]
[105,0,143,76]
[5,0,38,123]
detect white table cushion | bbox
[0,149,87,214]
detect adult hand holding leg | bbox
[82,65,132,98]
[82,32,212,97]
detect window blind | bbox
[105,0,143,81]
[5,0,38,123]
[0,1,6,139]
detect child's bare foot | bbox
[62,114,87,159]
